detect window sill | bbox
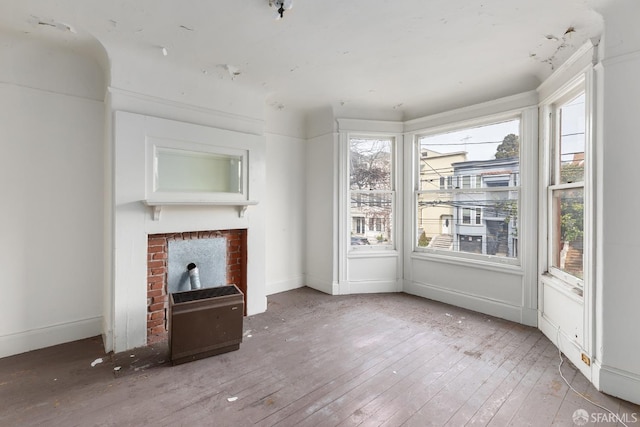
[348,249,399,259]
[540,273,584,301]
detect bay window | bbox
[415,118,521,260]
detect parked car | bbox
[351,236,370,245]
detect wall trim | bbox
[0,81,105,103]
[537,40,597,102]
[341,280,401,295]
[306,274,336,295]
[108,86,264,135]
[595,362,640,405]
[601,48,640,68]
[336,118,404,133]
[403,91,538,133]
[405,280,535,326]
[0,317,102,359]
[266,276,306,296]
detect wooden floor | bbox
[1,287,638,426]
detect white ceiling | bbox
[0,0,606,119]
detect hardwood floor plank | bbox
[1,288,638,427]
[441,327,542,426]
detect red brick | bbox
[147,289,163,298]
[150,282,164,291]
[149,302,165,312]
[152,252,167,260]
[150,311,165,321]
[150,325,166,335]
[148,275,164,284]
[148,238,166,247]
[152,295,167,304]
[147,305,164,319]
[148,245,165,254]
[151,267,166,275]
[148,260,165,269]
[147,318,164,328]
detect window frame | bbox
[544,84,588,290]
[347,134,398,251]
[411,111,527,267]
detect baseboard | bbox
[539,313,592,381]
[266,276,305,296]
[0,316,103,359]
[595,362,640,405]
[404,280,530,325]
[344,280,402,295]
[306,274,336,295]
[102,319,114,354]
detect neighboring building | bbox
[451,157,519,257]
[417,149,467,245]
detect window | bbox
[415,118,520,260]
[547,90,586,286]
[350,136,395,247]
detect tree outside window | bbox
[350,137,394,247]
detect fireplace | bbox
[146,229,247,344]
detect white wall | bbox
[594,0,640,404]
[305,109,339,294]
[264,109,307,295]
[0,36,105,357]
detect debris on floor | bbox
[90,358,103,367]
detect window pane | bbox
[551,188,584,279]
[416,119,520,259]
[559,93,585,184]
[350,138,392,191]
[418,118,520,190]
[417,189,518,257]
[351,192,393,246]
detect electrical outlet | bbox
[581,353,591,366]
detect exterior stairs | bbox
[563,245,583,279]
[428,234,453,250]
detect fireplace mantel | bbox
[143,199,258,220]
[111,111,266,354]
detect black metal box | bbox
[169,285,244,365]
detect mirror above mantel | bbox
[143,136,257,220]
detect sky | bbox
[419,119,520,162]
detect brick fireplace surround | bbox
[146,229,247,344]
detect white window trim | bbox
[338,119,403,256]
[409,108,535,268]
[540,76,590,292]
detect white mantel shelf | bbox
[143,200,258,220]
